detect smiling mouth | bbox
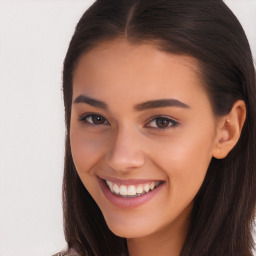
[104,179,163,198]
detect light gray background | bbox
[0,1,255,255]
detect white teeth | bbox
[127,185,137,196]
[113,183,120,194]
[120,185,128,196]
[105,180,162,197]
[106,181,114,192]
[144,184,150,192]
[136,185,143,194]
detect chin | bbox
[107,222,150,239]
[102,212,160,239]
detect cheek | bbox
[70,125,106,176]
[152,126,215,202]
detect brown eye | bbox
[156,117,171,128]
[146,116,178,129]
[91,115,106,124]
[80,114,109,125]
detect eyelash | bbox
[79,114,109,126]
[79,113,179,130]
[146,115,179,130]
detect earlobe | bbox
[212,100,246,159]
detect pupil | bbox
[93,115,104,124]
[156,118,169,128]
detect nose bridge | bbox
[106,123,145,172]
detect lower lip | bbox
[98,177,165,209]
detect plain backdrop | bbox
[0,1,255,255]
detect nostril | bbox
[106,146,145,171]
[106,128,145,169]
[106,154,145,171]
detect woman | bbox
[56,0,256,255]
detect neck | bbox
[127,204,192,256]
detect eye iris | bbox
[156,117,170,128]
[92,115,105,124]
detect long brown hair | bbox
[62,0,256,255]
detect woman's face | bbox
[70,39,219,239]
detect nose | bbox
[106,125,145,172]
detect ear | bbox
[212,100,246,159]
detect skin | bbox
[70,39,246,256]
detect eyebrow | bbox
[134,99,190,111]
[73,95,190,111]
[73,95,108,109]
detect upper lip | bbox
[98,175,165,185]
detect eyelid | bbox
[78,113,179,130]
[79,113,110,126]
[145,115,180,130]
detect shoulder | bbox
[52,248,81,256]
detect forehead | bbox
[72,39,207,108]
